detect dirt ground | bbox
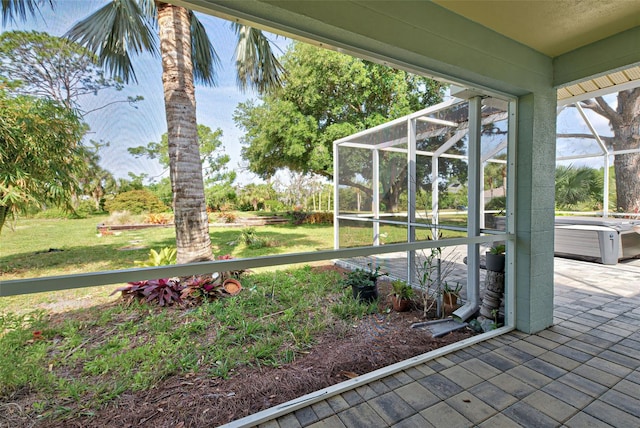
[2,267,475,428]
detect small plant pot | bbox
[442,292,459,317]
[442,292,458,306]
[485,253,505,272]
[222,278,242,295]
[391,295,411,312]
[351,284,378,303]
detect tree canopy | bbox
[235,41,446,180]
[0,30,126,110]
[564,89,640,213]
[129,124,237,210]
[129,124,236,186]
[0,90,86,232]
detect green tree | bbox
[147,177,172,207]
[555,165,603,210]
[236,42,445,179]
[0,30,147,216]
[77,140,117,210]
[235,41,447,211]
[129,124,235,186]
[117,172,147,193]
[0,90,85,232]
[129,124,237,210]
[562,89,640,214]
[238,183,276,211]
[65,0,283,263]
[104,189,166,214]
[0,30,127,110]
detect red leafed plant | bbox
[112,253,244,307]
[180,274,222,300]
[111,278,183,306]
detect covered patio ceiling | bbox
[434,0,640,103]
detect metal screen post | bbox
[408,118,417,284]
[333,142,340,249]
[373,149,380,246]
[454,97,481,321]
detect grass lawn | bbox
[0,265,379,423]
[0,216,336,313]
[0,215,472,424]
[1,215,466,314]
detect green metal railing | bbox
[0,235,511,297]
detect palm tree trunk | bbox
[157,3,212,263]
[0,205,10,234]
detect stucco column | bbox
[515,90,557,333]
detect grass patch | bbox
[0,265,376,420]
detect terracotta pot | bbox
[443,292,458,306]
[222,278,242,295]
[391,295,411,312]
[442,292,460,317]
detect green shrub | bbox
[135,247,177,267]
[264,199,285,212]
[287,211,333,225]
[217,211,237,223]
[104,210,141,225]
[239,227,277,249]
[104,190,167,214]
[484,196,506,211]
[75,200,103,218]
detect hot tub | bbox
[554,216,640,265]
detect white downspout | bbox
[454,96,482,321]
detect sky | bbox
[2,0,621,187]
[2,0,291,185]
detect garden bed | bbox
[1,265,474,427]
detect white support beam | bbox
[407,118,417,284]
[575,103,608,154]
[481,138,508,163]
[416,117,459,127]
[454,96,482,321]
[433,129,468,157]
[333,142,340,250]
[372,149,380,246]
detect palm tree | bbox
[560,89,640,214]
[555,165,603,210]
[1,0,53,25]
[64,0,283,263]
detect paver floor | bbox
[231,256,640,427]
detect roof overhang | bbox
[174,1,640,102]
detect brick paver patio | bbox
[225,256,640,427]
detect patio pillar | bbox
[514,91,557,333]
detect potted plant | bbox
[442,281,462,306]
[344,264,386,303]
[390,279,414,312]
[440,281,462,317]
[485,244,506,272]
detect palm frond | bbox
[64,0,157,84]
[190,12,219,86]
[232,23,284,94]
[1,0,52,26]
